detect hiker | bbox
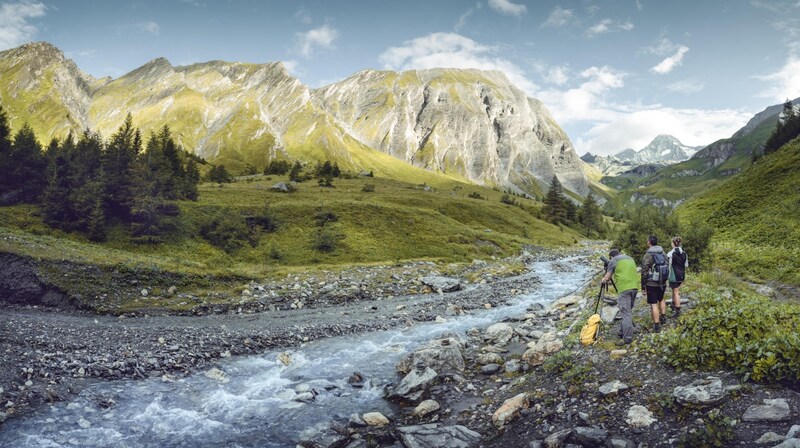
[667,236,689,317]
[642,235,669,332]
[601,249,639,345]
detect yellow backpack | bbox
[580,314,602,345]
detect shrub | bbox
[264,160,291,175]
[500,194,518,206]
[313,226,345,252]
[468,192,484,200]
[318,175,334,188]
[681,220,714,272]
[245,203,278,233]
[651,284,800,384]
[314,208,338,227]
[199,210,257,253]
[677,409,735,448]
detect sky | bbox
[1,0,799,156]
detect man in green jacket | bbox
[602,248,639,345]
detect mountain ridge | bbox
[0,41,588,196]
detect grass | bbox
[0,173,582,281]
[678,139,800,286]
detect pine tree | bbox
[206,164,232,183]
[69,130,105,230]
[579,193,604,235]
[42,137,74,229]
[87,198,106,242]
[543,176,567,224]
[289,161,303,182]
[104,113,140,220]
[183,157,200,200]
[1,123,46,204]
[0,105,12,196]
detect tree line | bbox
[542,175,606,236]
[763,99,800,157]
[0,107,201,242]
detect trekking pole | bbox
[593,282,605,315]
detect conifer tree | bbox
[42,136,74,229]
[3,123,46,204]
[0,105,12,195]
[183,157,200,200]
[543,175,567,224]
[104,113,140,219]
[69,130,105,230]
[87,198,106,242]
[579,193,604,235]
[289,161,303,182]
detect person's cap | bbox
[609,249,620,258]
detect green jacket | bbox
[606,254,639,292]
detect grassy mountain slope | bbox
[0,174,580,280]
[678,139,800,285]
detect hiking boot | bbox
[653,323,661,333]
[660,314,667,325]
[673,307,681,318]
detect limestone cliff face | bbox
[0,42,588,195]
[313,69,587,195]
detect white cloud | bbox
[577,108,752,155]
[755,56,800,101]
[641,37,679,56]
[295,24,338,58]
[536,66,627,124]
[544,65,569,86]
[541,6,575,28]
[0,1,46,50]
[379,32,537,93]
[134,21,160,36]
[488,0,526,16]
[664,79,705,94]
[455,8,473,31]
[636,0,644,11]
[650,45,689,74]
[587,18,634,36]
[294,7,312,24]
[281,59,303,76]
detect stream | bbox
[0,257,593,448]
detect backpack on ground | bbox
[648,252,669,285]
[580,314,602,345]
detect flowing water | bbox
[0,257,592,448]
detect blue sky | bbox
[2,0,799,155]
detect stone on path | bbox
[413,399,440,417]
[388,366,438,403]
[420,276,461,293]
[570,426,610,446]
[610,349,627,360]
[773,440,800,448]
[480,364,501,375]
[788,426,800,439]
[522,333,563,366]
[362,412,389,427]
[754,431,785,444]
[492,393,529,427]
[543,429,573,448]
[598,380,628,396]
[396,424,481,448]
[625,405,656,428]
[476,353,504,365]
[601,305,619,324]
[485,323,514,346]
[742,398,791,422]
[673,376,726,407]
[550,294,580,310]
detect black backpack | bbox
[648,252,669,285]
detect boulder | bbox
[492,393,529,427]
[773,440,800,448]
[550,294,580,310]
[788,426,800,439]
[396,424,481,448]
[388,366,438,403]
[480,364,502,375]
[348,413,367,428]
[270,182,292,192]
[625,405,656,428]
[673,377,726,407]
[362,412,389,427]
[420,276,461,292]
[504,359,521,374]
[570,426,610,447]
[396,338,465,374]
[601,305,619,324]
[609,436,636,448]
[204,368,230,383]
[522,336,563,366]
[413,399,440,417]
[485,323,514,346]
[598,380,628,396]
[743,399,791,422]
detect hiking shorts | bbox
[669,281,683,289]
[645,285,666,304]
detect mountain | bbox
[630,134,701,164]
[614,148,636,161]
[0,42,588,196]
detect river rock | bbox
[204,368,230,383]
[673,376,726,407]
[420,276,461,292]
[550,294,580,310]
[625,405,656,428]
[396,424,481,448]
[77,417,91,429]
[742,399,791,422]
[396,337,465,374]
[609,436,636,448]
[788,426,800,439]
[476,353,504,365]
[570,426,610,446]
[278,352,292,366]
[492,393,529,427]
[755,432,785,444]
[598,380,628,396]
[348,413,367,428]
[362,412,389,427]
[388,366,438,402]
[485,323,514,346]
[522,335,563,366]
[504,359,521,374]
[773,440,800,448]
[413,399,440,417]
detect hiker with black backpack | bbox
[641,235,670,333]
[667,236,689,317]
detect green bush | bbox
[313,226,345,252]
[613,206,680,262]
[468,192,484,200]
[199,210,257,253]
[652,285,800,384]
[677,409,735,448]
[500,194,518,206]
[681,220,714,272]
[314,208,338,227]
